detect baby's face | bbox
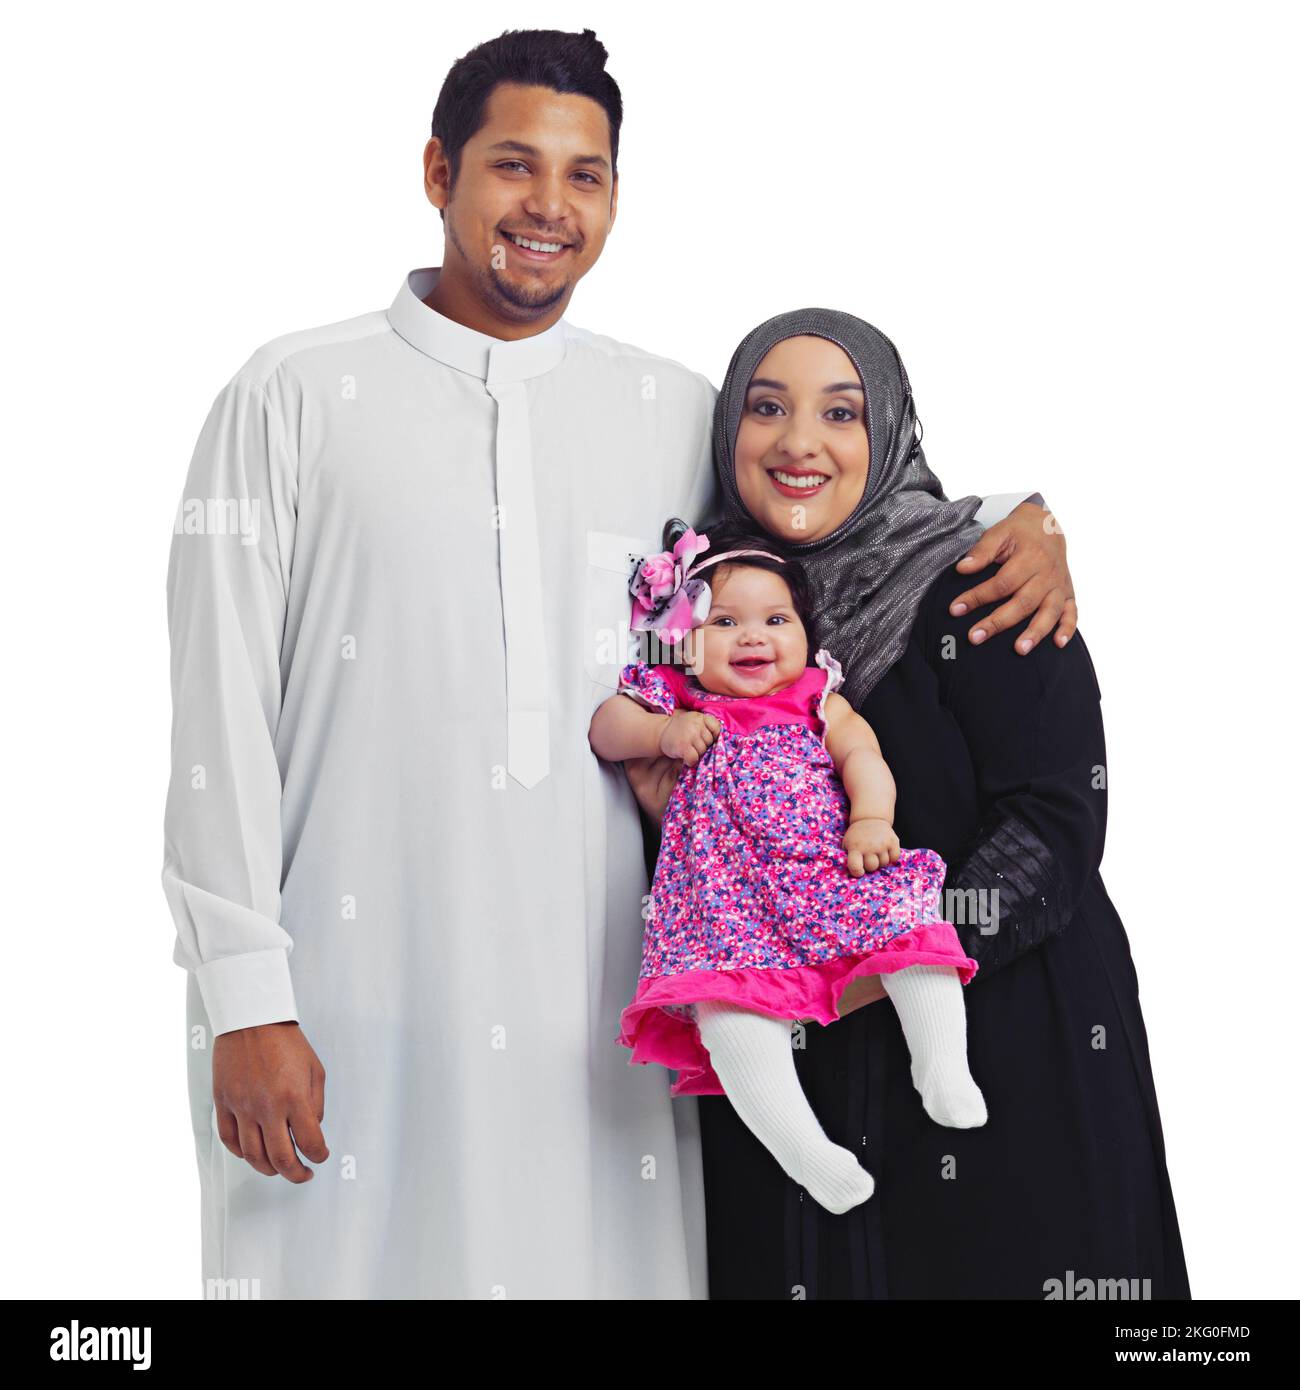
[682,564,809,698]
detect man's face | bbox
[425,81,618,321]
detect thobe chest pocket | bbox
[584,529,659,688]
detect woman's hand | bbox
[623,755,681,828]
[950,501,1077,653]
[843,818,901,877]
[659,711,722,766]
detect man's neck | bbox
[424,265,566,342]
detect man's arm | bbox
[163,370,299,1032]
[973,490,1045,528]
[955,496,1077,654]
[163,366,327,1183]
[674,372,723,527]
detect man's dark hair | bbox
[661,516,820,655]
[430,28,623,197]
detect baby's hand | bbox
[843,818,901,877]
[659,711,722,767]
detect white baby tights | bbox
[694,965,985,1216]
[880,964,988,1128]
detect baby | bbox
[588,521,987,1215]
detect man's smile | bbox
[500,227,575,262]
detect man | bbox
[163,28,1073,1299]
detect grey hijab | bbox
[712,307,985,708]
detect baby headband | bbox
[628,528,787,643]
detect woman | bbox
[631,308,1190,1299]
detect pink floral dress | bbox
[615,647,978,1096]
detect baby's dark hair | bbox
[661,516,819,652]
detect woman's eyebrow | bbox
[710,603,794,613]
[746,378,863,393]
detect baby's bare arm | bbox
[590,694,721,768]
[589,692,671,762]
[823,692,896,826]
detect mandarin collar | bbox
[387,266,568,384]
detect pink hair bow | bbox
[628,528,713,644]
[628,528,786,643]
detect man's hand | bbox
[212,1021,329,1183]
[951,501,1077,652]
[624,754,682,828]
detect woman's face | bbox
[734,335,871,543]
[681,564,809,698]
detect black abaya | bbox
[692,561,1192,1300]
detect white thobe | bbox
[163,265,1032,1300]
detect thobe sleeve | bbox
[924,564,1107,979]
[664,373,722,529]
[973,490,1046,528]
[162,369,300,1037]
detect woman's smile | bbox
[767,466,831,499]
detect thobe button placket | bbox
[387,269,565,791]
[485,375,550,789]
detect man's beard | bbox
[448,218,572,319]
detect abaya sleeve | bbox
[922,564,1109,979]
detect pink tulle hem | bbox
[615,922,979,1097]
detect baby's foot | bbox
[795,1139,876,1214]
[912,1059,988,1129]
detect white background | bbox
[2,0,1295,1299]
